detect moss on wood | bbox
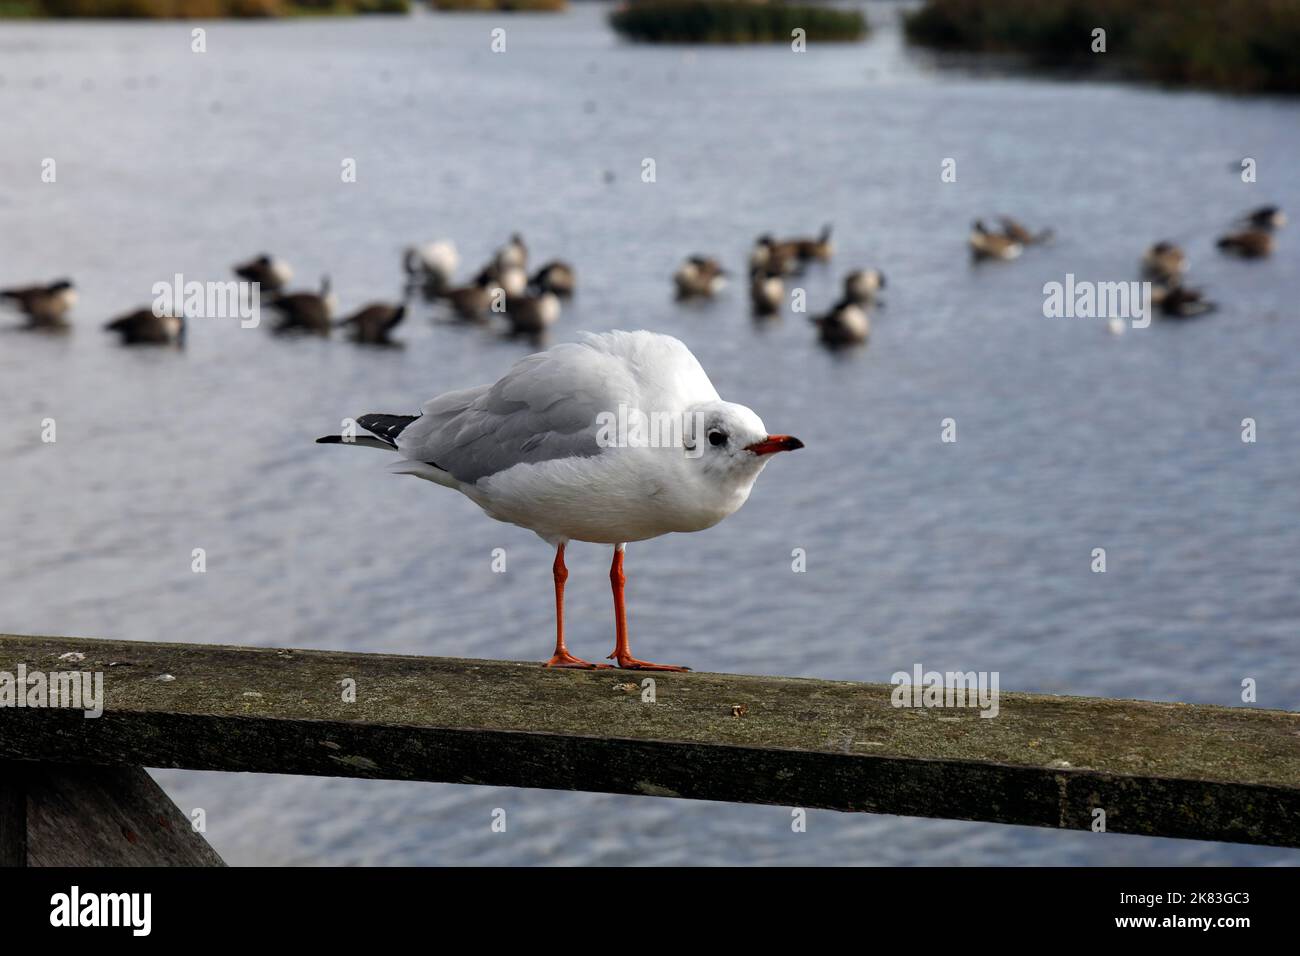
[1,634,1297,847]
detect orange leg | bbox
[606,545,690,672]
[543,542,599,669]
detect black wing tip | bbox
[316,435,344,444]
[357,413,419,445]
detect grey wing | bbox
[397,344,620,484]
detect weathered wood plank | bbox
[21,765,225,867]
[1,633,1298,847]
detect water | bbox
[2,3,1298,865]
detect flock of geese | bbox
[0,204,1284,349]
[672,224,887,346]
[968,206,1286,325]
[0,233,575,347]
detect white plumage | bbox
[319,330,803,670]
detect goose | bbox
[749,266,784,316]
[233,254,293,295]
[998,216,1053,245]
[969,221,1023,261]
[1217,229,1274,258]
[749,235,797,275]
[1152,281,1216,319]
[843,268,886,305]
[480,262,528,299]
[2,278,76,329]
[268,276,336,336]
[445,274,497,321]
[531,260,576,298]
[495,233,528,271]
[1239,206,1285,231]
[404,241,459,298]
[104,307,185,346]
[674,256,727,300]
[1141,241,1186,280]
[813,299,870,346]
[339,301,406,345]
[789,224,834,262]
[505,290,561,337]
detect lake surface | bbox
[2,2,1298,865]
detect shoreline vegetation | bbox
[610,0,866,44]
[904,0,1300,94]
[0,0,411,15]
[0,0,570,14]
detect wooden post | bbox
[19,764,224,866]
[0,764,27,867]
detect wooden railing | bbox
[1,633,1298,864]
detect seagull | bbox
[317,330,803,671]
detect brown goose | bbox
[674,256,727,300]
[749,235,797,276]
[233,254,293,295]
[339,302,405,345]
[813,298,870,346]
[403,241,459,299]
[1152,281,1216,319]
[445,274,496,321]
[970,221,1023,261]
[104,307,185,346]
[2,278,76,328]
[843,268,886,305]
[505,290,561,337]
[998,216,1053,245]
[789,224,834,262]
[1239,206,1285,231]
[1141,241,1186,280]
[477,261,528,299]
[268,276,336,336]
[531,260,576,297]
[749,266,784,316]
[495,233,528,271]
[1217,229,1274,258]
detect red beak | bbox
[744,434,804,456]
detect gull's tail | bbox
[316,413,420,450]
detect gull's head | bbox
[685,400,803,485]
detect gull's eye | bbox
[708,429,727,447]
